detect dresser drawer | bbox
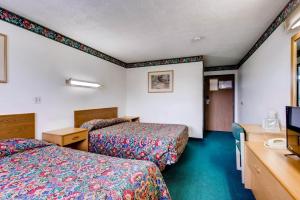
[63,131,87,146]
[246,148,293,200]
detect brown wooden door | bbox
[204,74,234,132]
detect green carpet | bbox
[162,131,255,200]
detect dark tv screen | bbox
[286,106,300,157]
[290,108,300,128]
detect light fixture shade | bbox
[285,5,300,31]
[66,78,103,88]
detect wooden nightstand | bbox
[43,128,88,151]
[122,116,140,122]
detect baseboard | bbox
[188,137,203,141]
[205,130,232,134]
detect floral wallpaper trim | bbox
[1,0,296,71]
[0,7,203,69]
[126,56,204,68]
[238,0,300,66]
[0,7,127,68]
[204,65,239,72]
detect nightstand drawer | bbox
[63,131,86,146]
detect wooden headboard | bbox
[74,107,118,128]
[0,113,35,139]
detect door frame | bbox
[203,74,236,133]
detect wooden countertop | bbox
[241,124,285,135]
[246,142,300,200]
[241,124,286,142]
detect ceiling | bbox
[0,0,289,67]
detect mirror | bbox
[291,32,300,106]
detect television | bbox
[286,106,300,157]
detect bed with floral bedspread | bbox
[0,138,171,200]
[86,121,189,171]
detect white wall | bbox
[0,21,126,139]
[238,24,298,126]
[126,62,204,138]
[204,70,239,122]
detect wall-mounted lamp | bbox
[66,78,103,88]
[285,5,300,31]
[291,19,300,30]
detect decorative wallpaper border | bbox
[238,0,300,66]
[0,7,203,69]
[126,56,204,68]
[1,0,298,71]
[0,7,127,68]
[204,65,239,72]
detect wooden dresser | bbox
[245,142,300,200]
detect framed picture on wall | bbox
[148,70,173,93]
[0,33,7,83]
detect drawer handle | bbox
[72,136,80,140]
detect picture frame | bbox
[148,70,174,93]
[0,33,7,83]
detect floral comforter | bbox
[89,122,189,170]
[0,141,171,200]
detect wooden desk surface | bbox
[241,124,285,142]
[246,142,300,200]
[242,124,285,135]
